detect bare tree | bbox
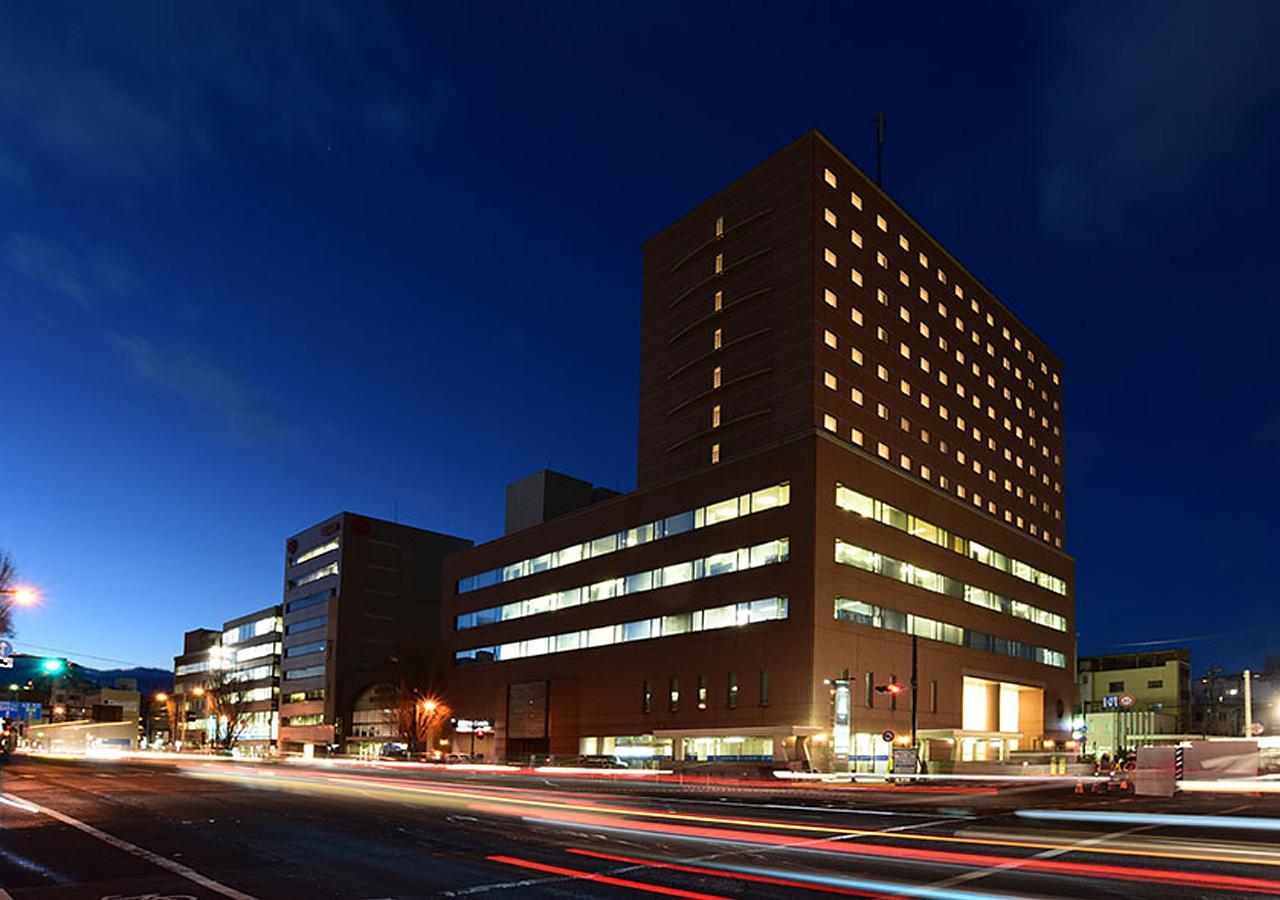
[393,677,451,755]
[0,551,16,638]
[203,668,256,752]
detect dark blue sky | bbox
[3,2,1277,673]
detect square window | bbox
[824,168,837,188]
[851,387,864,405]
[851,347,864,365]
[824,248,837,267]
[823,413,838,432]
[824,207,837,227]
[824,287,838,308]
[851,307,863,326]
[877,441,890,460]
[851,230,863,248]
[851,427,864,446]
[851,268,863,287]
[850,191,862,210]
[899,234,910,251]
[876,214,888,232]
[823,371,837,390]
[824,329,838,349]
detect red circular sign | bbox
[1119,694,1135,708]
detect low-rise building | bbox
[1077,650,1191,731]
[1193,658,1280,738]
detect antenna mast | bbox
[875,113,885,187]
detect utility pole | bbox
[1244,669,1253,737]
[910,634,919,749]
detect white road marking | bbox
[0,792,258,900]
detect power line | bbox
[8,639,162,670]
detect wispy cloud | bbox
[3,233,139,307]
[0,5,451,186]
[108,332,289,446]
[1034,0,1280,246]
[4,233,91,305]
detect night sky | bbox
[3,2,1277,673]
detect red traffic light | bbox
[875,683,904,695]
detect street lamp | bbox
[0,586,39,607]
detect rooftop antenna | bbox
[875,113,886,188]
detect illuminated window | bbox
[876,364,888,381]
[876,402,888,419]
[918,252,928,268]
[824,208,837,227]
[851,229,863,248]
[851,307,863,326]
[714,253,723,274]
[713,328,722,350]
[899,342,911,358]
[824,330,838,349]
[877,442,890,460]
[876,288,888,305]
[824,248,837,267]
[711,405,721,428]
[715,216,724,237]
[899,379,911,396]
[899,454,911,470]
[710,443,720,464]
[876,251,888,268]
[851,347,864,365]
[899,270,910,286]
[851,387,864,405]
[712,366,722,389]
[824,168,837,188]
[921,465,931,480]
[823,413,838,433]
[850,191,862,210]
[851,428,864,446]
[876,214,888,232]
[899,306,910,322]
[851,268,863,287]
[823,371,837,390]
[824,288,837,307]
[899,234,910,251]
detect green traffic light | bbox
[41,658,65,674]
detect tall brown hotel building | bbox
[444,130,1074,769]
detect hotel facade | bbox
[443,131,1075,769]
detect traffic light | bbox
[40,658,65,674]
[875,682,904,695]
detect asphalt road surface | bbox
[3,755,1280,899]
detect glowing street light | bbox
[191,686,206,697]
[421,698,438,714]
[1,585,40,607]
[154,692,169,702]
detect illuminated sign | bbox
[832,680,851,759]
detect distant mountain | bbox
[78,665,172,694]
[4,655,171,694]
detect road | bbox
[2,755,1280,899]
